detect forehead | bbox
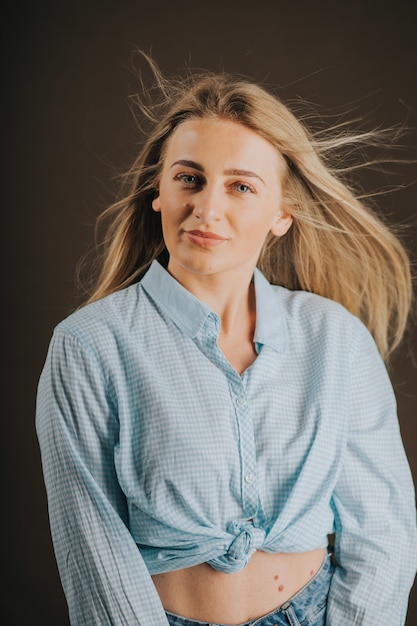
[163,118,284,176]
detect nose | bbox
[192,183,224,221]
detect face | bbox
[152,118,292,287]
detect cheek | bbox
[159,208,183,238]
[244,211,277,237]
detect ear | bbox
[270,211,293,237]
[152,196,161,212]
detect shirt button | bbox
[245,472,255,484]
[236,395,246,407]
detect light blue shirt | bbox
[36,260,417,625]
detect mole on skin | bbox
[274,567,316,592]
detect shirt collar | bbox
[141,261,212,339]
[141,261,287,352]
[252,268,288,352]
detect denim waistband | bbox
[165,552,335,626]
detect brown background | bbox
[3,1,417,624]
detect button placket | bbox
[236,394,246,407]
[232,380,258,518]
[244,472,255,484]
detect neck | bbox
[167,264,256,339]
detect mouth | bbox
[185,230,227,248]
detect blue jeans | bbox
[165,553,335,626]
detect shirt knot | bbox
[227,520,266,559]
[208,521,266,573]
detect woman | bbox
[36,54,417,625]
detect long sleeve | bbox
[327,322,417,625]
[36,327,169,625]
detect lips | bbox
[185,230,227,247]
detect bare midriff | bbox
[152,548,327,624]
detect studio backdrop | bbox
[3,1,417,624]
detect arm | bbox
[36,327,169,625]
[327,322,417,625]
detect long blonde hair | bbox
[79,52,413,361]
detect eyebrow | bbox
[170,160,266,186]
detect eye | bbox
[233,182,254,194]
[174,173,201,187]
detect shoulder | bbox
[52,283,145,351]
[271,287,389,392]
[274,284,360,326]
[271,284,372,351]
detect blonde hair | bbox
[79,52,413,361]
